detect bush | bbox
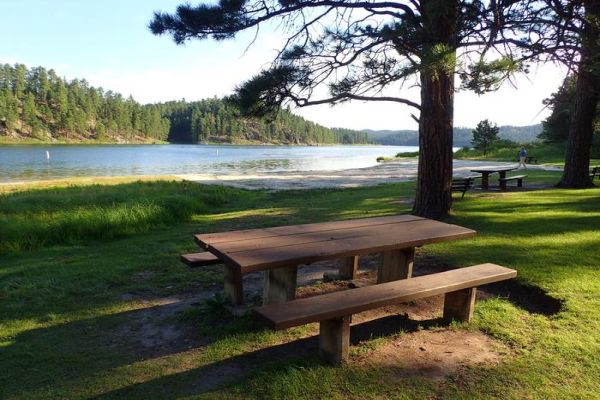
[395,151,419,157]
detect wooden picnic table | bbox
[470,166,518,190]
[194,215,476,305]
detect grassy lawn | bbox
[452,143,600,167]
[1,174,599,399]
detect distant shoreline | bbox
[0,138,385,147]
[0,160,561,190]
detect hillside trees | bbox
[0,64,170,141]
[150,1,554,218]
[156,98,367,144]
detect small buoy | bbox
[45,150,50,161]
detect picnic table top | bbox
[195,215,476,272]
[470,166,518,174]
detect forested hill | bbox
[365,124,543,147]
[0,64,170,142]
[0,63,367,145]
[155,99,368,144]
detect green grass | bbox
[376,151,420,162]
[1,174,599,399]
[0,180,236,253]
[454,142,600,167]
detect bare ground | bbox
[110,252,561,393]
[105,251,564,394]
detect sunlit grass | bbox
[0,180,239,253]
[1,173,599,399]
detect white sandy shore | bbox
[177,159,562,190]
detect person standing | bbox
[518,146,527,169]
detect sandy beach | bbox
[177,159,562,190]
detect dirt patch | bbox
[354,329,508,381]
[111,294,213,357]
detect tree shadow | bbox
[478,280,563,315]
[89,314,445,400]
[0,298,210,398]
[412,255,563,316]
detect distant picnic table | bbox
[470,166,518,190]
[189,215,476,305]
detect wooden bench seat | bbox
[498,174,526,189]
[181,252,221,268]
[254,263,516,365]
[451,177,474,199]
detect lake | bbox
[0,144,418,182]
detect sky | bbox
[0,0,569,131]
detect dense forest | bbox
[156,99,368,144]
[365,124,542,147]
[0,64,368,145]
[0,64,170,142]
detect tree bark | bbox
[412,0,457,219]
[558,0,600,188]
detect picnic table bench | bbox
[451,177,474,198]
[255,263,517,365]
[183,215,476,305]
[498,174,527,189]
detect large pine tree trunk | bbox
[412,0,457,219]
[558,0,600,188]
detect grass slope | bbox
[1,175,599,399]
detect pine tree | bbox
[22,93,38,134]
[471,120,499,155]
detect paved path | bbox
[178,159,562,190]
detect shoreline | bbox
[1,160,562,191]
[0,141,384,147]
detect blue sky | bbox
[1,0,567,130]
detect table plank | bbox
[196,215,423,249]
[203,216,430,254]
[470,167,517,173]
[211,219,476,272]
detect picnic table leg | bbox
[443,288,476,323]
[263,265,298,305]
[378,248,414,283]
[499,171,507,190]
[338,256,359,280]
[223,264,244,305]
[319,315,351,366]
[481,173,489,190]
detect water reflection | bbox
[0,144,419,182]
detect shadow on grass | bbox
[412,256,563,316]
[89,315,445,399]
[479,281,563,315]
[0,297,211,399]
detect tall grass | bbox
[0,180,234,253]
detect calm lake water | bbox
[0,144,418,182]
